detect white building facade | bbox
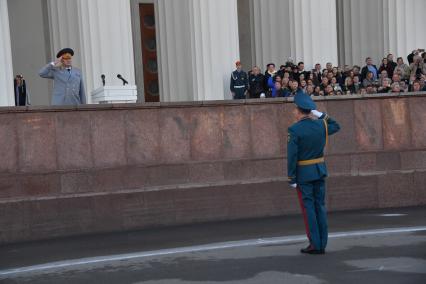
[1,0,425,106]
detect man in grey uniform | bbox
[39,48,86,105]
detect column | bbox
[337,0,387,66]
[250,0,293,70]
[288,0,338,68]
[76,0,136,102]
[384,0,426,59]
[337,0,426,67]
[47,0,82,68]
[157,0,193,102]
[188,0,240,100]
[0,0,14,106]
[250,0,338,70]
[157,0,240,101]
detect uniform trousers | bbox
[297,179,328,250]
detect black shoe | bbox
[300,245,325,255]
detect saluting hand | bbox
[53,58,63,68]
[311,110,323,118]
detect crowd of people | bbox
[230,49,426,99]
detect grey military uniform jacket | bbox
[39,64,86,105]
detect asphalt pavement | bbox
[1,207,425,284]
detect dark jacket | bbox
[248,73,265,98]
[230,70,249,93]
[287,114,340,184]
[361,65,378,81]
[379,64,394,78]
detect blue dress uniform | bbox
[230,66,249,100]
[287,94,340,254]
[39,48,86,106]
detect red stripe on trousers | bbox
[297,187,312,242]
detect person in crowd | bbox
[377,78,392,94]
[326,72,334,83]
[394,57,411,80]
[399,81,409,93]
[248,66,265,99]
[407,49,421,64]
[14,74,31,106]
[361,57,378,81]
[391,82,401,93]
[322,69,329,78]
[324,85,335,96]
[313,86,323,96]
[39,48,86,105]
[326,62,333,72]
[230,61,249,100]
[359,88,367,95]
[276,65,287,78]
[353,65,361,80]
[312,63,322,85]
[421,75,426,91]
[411,80,423,92]
[306,84,315,96]
[353,74,362,93]
[378,70,388,86]
[387,54,397,76]
[289,79,304,97]
[366,85,377,94]
[320,77,329,91]
[335,67,345,86]
[300,80,308,92]
[347,70,355,79]
[273,80,285,97]
[264,63,277,90]
[295,62,310,82]
[379,58,394,79]
[267,75,282,98]
[343,76,356,94]
[392,73,402,85]
[363,71,376,88]
[281,77,291,97]
[330,77,342,93]
[409,55,426,81]
[282,71,291,80]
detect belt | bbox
[297,157,325,166]
[234,85,246,88]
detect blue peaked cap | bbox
[294,92,316,110]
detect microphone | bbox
[101,74,106,86]
[117,74,128,86]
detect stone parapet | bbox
[1,93,426,244]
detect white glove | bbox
[290,183,297,189]
[311,110,323,118]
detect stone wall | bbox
[1,93,426,244]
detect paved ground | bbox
[1,207,426,283]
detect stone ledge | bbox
[1,92,425,114]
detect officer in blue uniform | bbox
[39,48,86,106]
[287,93,340,254]
[230,61,249,100]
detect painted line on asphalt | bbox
[377,214,408,217]
[1,226,426,278]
